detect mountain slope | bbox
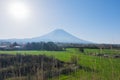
[30,29,91,44]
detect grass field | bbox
[85,48,120,55]
[0,48,120,80]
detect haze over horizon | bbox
[0,0,120,44]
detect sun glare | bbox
[8,2,30,20]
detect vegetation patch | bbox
[0,54,80,80]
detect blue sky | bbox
[0,0,120,44]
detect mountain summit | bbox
[0,29,91,44]
[30,29,91,44]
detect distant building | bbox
[0,45,9,50]
[13,46,22,49]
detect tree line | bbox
[25,42,63,51]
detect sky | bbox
[0,0,120,44]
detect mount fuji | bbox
[0,29,91,44]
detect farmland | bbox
[0,48,120,80]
